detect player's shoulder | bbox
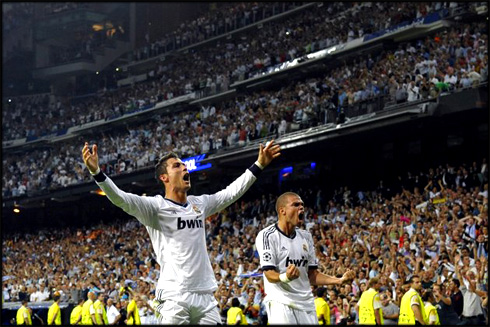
[295,227,313,238]
[258,223,277,235]
[187,195,206,205]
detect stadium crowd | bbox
[2,157,488,324]
[2,1,488,325]
[4,2,485,143]
[2,2,34,34]
[2,17,488,198]
[131,2,303,61]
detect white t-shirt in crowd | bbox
[106,304,120,325]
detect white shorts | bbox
[154,291,221,325]
[265,300,318,325]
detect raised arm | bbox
[257,139,282,168]
[208,140,281,214]
[82,142,160,229]
[82,142,100,174]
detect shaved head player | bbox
[256,192,355,324]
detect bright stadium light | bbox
[90,189,106,196]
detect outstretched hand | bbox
[341,270,356,283]
[257,139,281,168]
[82,142,99,174]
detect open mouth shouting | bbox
[298,212,305,221]
[183,173,190,183]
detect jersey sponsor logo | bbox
[285,256,308,267]
[262,252,272,262]
[177,217,204,230]
[281,246,288,252]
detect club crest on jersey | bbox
[303,243,308,252]
[192,205,202,214]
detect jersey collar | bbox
[275,223,296,239]
[164,198,188,207]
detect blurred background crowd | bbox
[3,158,488,324]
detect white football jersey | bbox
[255,224,318,311]
[96,169,257,299]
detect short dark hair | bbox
[408,274,421,284]
[231,297,240,307]
[154,152,179,186]
[421,289,433,302]
[368,277,380,288]
[275,192,300,215]
[316,287,327,298]
[452,278,460,288]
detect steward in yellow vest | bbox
[398,275,425,325]
[314,287,330,325]
[227,298,248,325]
[422,290,440,325]
[70,298,85,325]
[94,293,109,325]
[47,292,62,325]
[82,291,97,325]
[16,300,32,325]
[126,295,141,325]
[359,277,383,325]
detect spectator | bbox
[455,257,486,325]
[432,283,461,325]
[380,292,399,325]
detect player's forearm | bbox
[263,269,282,283]
[95,174,158,226]
[213,167,260,213]
[309,270,343,286]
